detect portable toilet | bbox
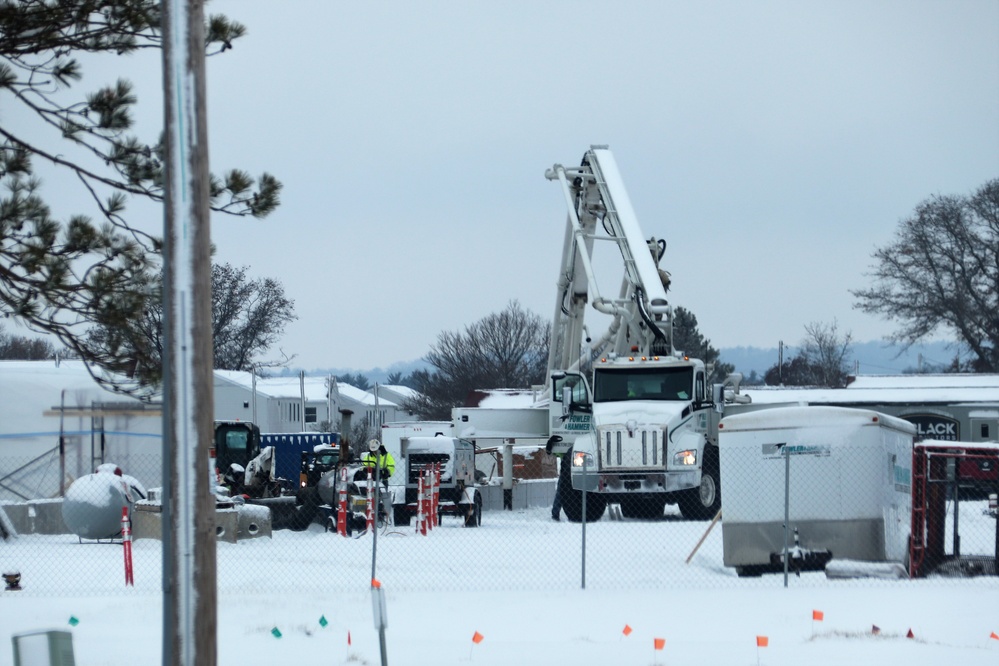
[718,405,916,576]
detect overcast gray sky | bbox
[22,1,999,372]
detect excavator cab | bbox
[213,421,262,479]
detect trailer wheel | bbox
[464,492,482,528]
[678,448,721,521]
[736,565,765,578]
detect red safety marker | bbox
[365,466,374,533]
[337,466,349,537]
[121,507,133,586]
[417,474,427,536]
[432,464,441,528]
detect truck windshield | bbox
[592,366,694,402]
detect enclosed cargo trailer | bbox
[718,406,915,576]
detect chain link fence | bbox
[2,439,997,597]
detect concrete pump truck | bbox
[543,145,747,522]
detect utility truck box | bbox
[381,421,453,489]
[718,406,916,575]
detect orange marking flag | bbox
[812,610,824,621]
[756,636,769,647]
[622,624,633,637]
[654,637,666,650]
[990,632,998,640]
[472,631,484,644]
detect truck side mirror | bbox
[562,385,572,417]
[712,383,725,413]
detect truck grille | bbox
[598,426,664,469]
[407,453,451,484]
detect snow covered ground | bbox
[2,505,998,665]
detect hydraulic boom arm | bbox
[545,146,674,379]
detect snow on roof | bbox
[740,373,999,406]
[379,384,419,399]
[846,373,999,389]
[720,404,916,434]
[0,360,148,437]
[212,371,399,407]
[469,389,543,409]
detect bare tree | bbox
[764,320,853,387]
[408,300,550,420]
[86,262,296,385]
[853,179,999,372]
[799,320,853,387]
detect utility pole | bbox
[161,1,216,664]
[778,340,784,385]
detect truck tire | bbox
[619,495,667,520]
[559,447,607,523]
[463,492,482,528]
[288,487,320,531]
[678,448,721,521]
[393,505,412,527]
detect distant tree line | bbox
[0,324,58,360]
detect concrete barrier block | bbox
[1,503,30,535]
[237,504,272,540]
[26,499,67,535]
[215,508,238,544]
[132,501,162,541]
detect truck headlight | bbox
[673,449,697,466]
[572,451,594,468]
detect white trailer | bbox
[717,406,916,576]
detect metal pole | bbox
[58,389,65,496]
[783,445,790,588]
[371,460,380,578]
[299,370,306,431]
[162,0,216,663]
[502,443,513,510]
[251,367,257,425]
[581,450,587,590]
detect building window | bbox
[982,423,990,439]
[305,406,317,424]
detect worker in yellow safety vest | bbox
[362,441,395,487]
